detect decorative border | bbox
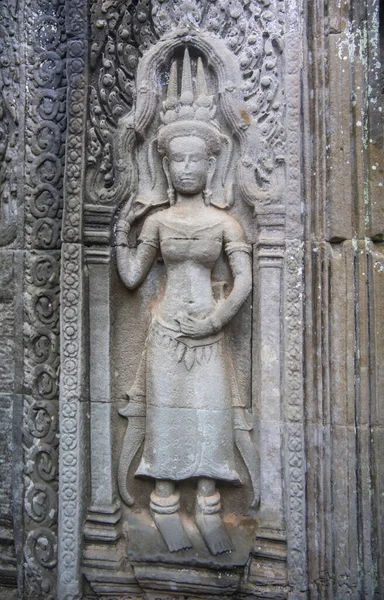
[284,6,302,237]
[22,0,67,594]
[23,251,60,599]
[23,0,67,250]
[283,0,307,593]
[58,0,88,597]
[284,240,307,596]
[58,243,84,600]
[62,33,88,243]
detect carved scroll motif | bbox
[22,0,66,595]
[24,0,67,250]
[23,252,60,599]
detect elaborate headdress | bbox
[157,48,222,156]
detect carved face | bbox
[167,136,210,194]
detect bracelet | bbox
[116,221,130,233]
[116,229,128,246]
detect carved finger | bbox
[180,325,195,335]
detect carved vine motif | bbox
[86,0,157,205]
[24,0,67,249]
[23,252,60,599]
[87,0,285,212]
[0,0,19,247]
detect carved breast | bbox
[159,221,223,269]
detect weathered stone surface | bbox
[0,0,382,598]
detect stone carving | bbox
[24,0,66,250]
[0,253,18,587]
[0,254,15,389]
[62,39,87,243]
[58,242,85,599]
[87,0,285,218]
[22,0,67,593]
[116,48,259,556]
[23,251,60,599]
[0,0,19,247]
[151,0,286,209]
[284,241,306,590]
[86,0,156,207]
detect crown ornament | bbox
[157,47,223,157]
[160,47,216,125]
[145,46,233,208]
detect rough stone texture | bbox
[305,1,384,598]
[0,0,381,598]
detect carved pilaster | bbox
[83,247,122,565]
[254,236,285,532]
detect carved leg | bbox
[150,480,192,552]
[195,478,232,555]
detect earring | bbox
[168,186,176,205]
[203,187,212,206]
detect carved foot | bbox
[195,491,233,556]
[152,511,192,552]
[150,487,192,553]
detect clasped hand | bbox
[176,313,219,338]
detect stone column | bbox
[254,232,285,534]
[305,0,384,597]
[83,248,122,559]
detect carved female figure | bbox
[116,49,253,555]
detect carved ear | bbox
[162,156,175,205]
[204,157,217,206]
[162,156,170,180]
[207,156,216,187]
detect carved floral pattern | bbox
[285,240,307,593]
[62,29,88,243]
[58,243,83,595]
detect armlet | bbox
[225,241,252,256]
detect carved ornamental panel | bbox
[58,0,305,598]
